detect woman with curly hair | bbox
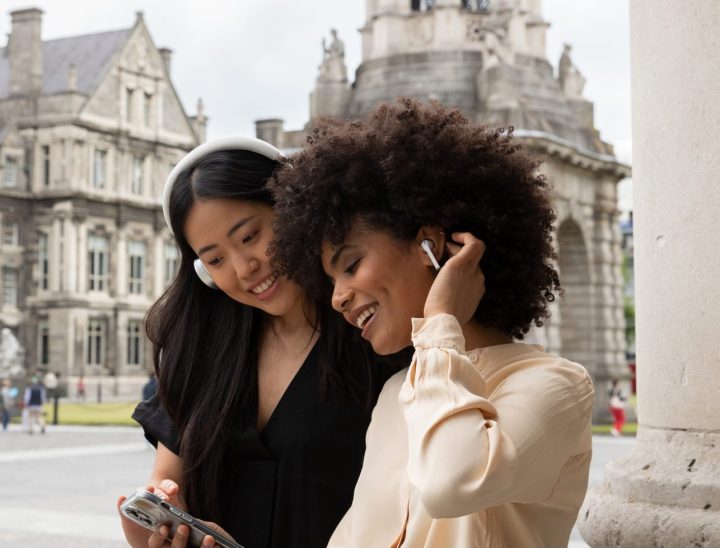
[270,99,594,547]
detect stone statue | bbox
[318,29,348,84]
[558,43,586,99]
[0,327,25,378]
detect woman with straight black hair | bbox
[117,137,402,548]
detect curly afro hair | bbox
[269,98,560,339]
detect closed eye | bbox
[344,259,360,275]
[242,230,259,245]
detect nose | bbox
[230,251,260,280]
[331,282,353,314]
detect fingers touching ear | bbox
[415,226,446,268]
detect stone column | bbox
[65,216,78,293]
[50,216,62,293]
[579,1,720,544]
[590,178,628,420]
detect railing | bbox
[411,1,490,12]
[462,0,491,11]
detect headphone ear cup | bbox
[193,259,218,289]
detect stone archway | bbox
[557,219,593,369]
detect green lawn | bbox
[12,400,638,434]
[10,401,141,427]
[591,422,637,436]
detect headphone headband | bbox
[162,136,286,234]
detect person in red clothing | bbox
[608,379,627,436]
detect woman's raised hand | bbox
[423,232,486,325]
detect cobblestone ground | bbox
[0,423,634,547]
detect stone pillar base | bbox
[579,428,720,546]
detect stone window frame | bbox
[126,318,143,366]
[163,240,178,286]
[38,231,50,290]
[37,319,50,366]
[126,87,135,123]
[92,148,108,189]
[88,233,110,292]
[143,92,153,128]
[41,144,51,187]
[86,318,106,367]
[128,239,146,295]
[1,219,20,247]
[2,155,18,188]
[1,266,18,306]
[131,154,144,196]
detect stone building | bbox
[0,8,205,397]
[257,0,631,419]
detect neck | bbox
[462,319,512,351]
[264,295,317,344]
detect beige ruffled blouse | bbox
[329,314,594,547]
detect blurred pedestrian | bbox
[76,375,86,402]
[24,376,47,434]
[141,372,157,402]
[1,378,13,430]
[609,379,627,436]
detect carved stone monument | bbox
[0,328,25,378]
[310,29,352,118]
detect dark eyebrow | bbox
[226,216,254,238]
[197,216,255,257]
[329,243,356,267]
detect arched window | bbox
[411,0,436,11]
[462,0,491,11]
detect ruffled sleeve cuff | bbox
[411,313,466,353]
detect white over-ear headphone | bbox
[162,136,287,289]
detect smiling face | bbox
[184,197,304,317]
[321,223,436,355]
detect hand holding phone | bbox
[120,489,243,548]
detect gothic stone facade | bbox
[0,8,205,397]
[257,0,631,419]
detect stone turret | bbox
[8,8,44,96]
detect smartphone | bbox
[120,490,243,548]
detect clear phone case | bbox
[121,490,243,548]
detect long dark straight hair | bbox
[145,150,379,521]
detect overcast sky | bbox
[0,0,632,209]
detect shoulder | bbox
[375,368,409,408]
[487,344,594,417]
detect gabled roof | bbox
[0,28,131,98]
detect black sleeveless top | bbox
[133,343,402,548]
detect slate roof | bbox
[0,28,131,98]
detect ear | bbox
[414,226,446,269]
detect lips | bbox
[356,305,377,329]
[349,303,378,330]
[249,272,278,294]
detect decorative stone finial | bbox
[68,63,77,91]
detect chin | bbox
[370,338,404,356]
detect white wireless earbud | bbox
[420,239,441,272]
[194,259,218,289]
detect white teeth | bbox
[251,273,278,294]
[356,305,377,329]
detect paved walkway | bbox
[0,424,635,547]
